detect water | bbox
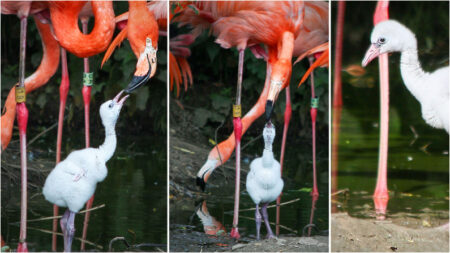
[170,135,329,251]
[1,130,167,252]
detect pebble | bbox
[298,237,319,245]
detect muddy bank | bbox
[170,223,328,252]
[331,212,449,252]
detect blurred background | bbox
[1,1,167,251]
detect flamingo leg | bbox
[261,203,275,239]
[255,204,262,240]
[332,1,345,214]
[373,0,390,219]
[307,195,318,236]
[333,1,345,108]
[373,52,389,218]
[230,49,245,239]
[275,86,291,236]
[309,57,319,198]
[63,210,76,253]
[80,17,94,251]
[17,16,29,253]
[53,48,70,251]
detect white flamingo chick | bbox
[362,20,449,133]
[246,122,284,240]
[43,91,129,252]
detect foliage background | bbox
[1,1,167,138]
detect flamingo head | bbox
[362,20,415,67]
[266,59,291,121]
[100,90,129,127]
[196,159,218,191]
[125,38,158,93]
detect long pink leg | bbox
[230,49,245,239]
[309,57,319,197]
[307,194,318,236]
[16,16,29,253]
[53,48,70,251]
[373,0,390,219]
[331,0,345,214]
[333,1,345,108]
[80,17,94,251]
[275,87,291,236]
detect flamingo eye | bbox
[108,103,114,108]
[378,37,386,44]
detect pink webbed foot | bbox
[230,227,240,239]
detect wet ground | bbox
[1,126,167,252]
[169,99,329,252]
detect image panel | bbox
[1,1,167,252]
[331,1,449,252]
[169,1,329,252]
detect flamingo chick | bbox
[246,122,284,240]
[362,20,449,133]
[43,91,129,252]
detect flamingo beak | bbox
[125,55,152,93]
[362,44,381,67]
[265,80,283,122]
[113,90,129,105]
[125,38,158,93]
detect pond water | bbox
[1,128,167,252]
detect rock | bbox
[232,243,246,251]
[276,238,287,245]
[298,237,319,246]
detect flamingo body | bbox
[246,125,283,206]
[246,123,283,240]
[43,91,128,252]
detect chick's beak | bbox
[113,90,130,105]
[362,44,381,67]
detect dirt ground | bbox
[170,223,328,252]
[331,212,449,252]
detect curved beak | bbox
[125,55,152,93]
[125,38,158,93]
[113,90,130,105]
[362,44,381,67]
[265,80,283,122]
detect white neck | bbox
[399,36,427,102]
[99,124,117,162]
[262,149,274,168]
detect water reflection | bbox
[196,200,226,236]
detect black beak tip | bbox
[196,176,206,192]
[125,75,146,93]
[265,100,273,122]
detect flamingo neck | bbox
[262,149,274,168]
[399,38,427,102]
[99,124,117,162]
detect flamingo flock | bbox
[1,1,162,251]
